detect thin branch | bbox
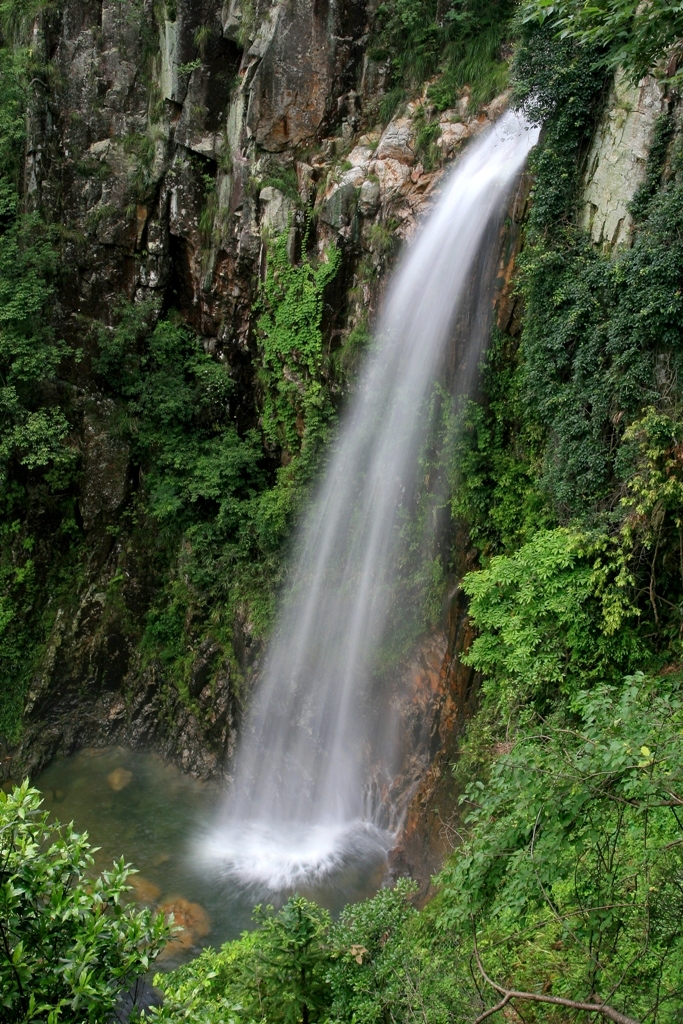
[473,993,512,1024]
[471,926,641,1024]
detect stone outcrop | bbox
[581,71,665,249]
[244,0,367,152]
[388,588,479,892]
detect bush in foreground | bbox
[0,782,168,1023]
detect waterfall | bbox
[200,110,539,893]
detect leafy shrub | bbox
[371,0,514,113]
[153,679,683,1024]
[256,230,341,464]
[327,879,419,1024]
[461,527,644,712]
[437,674,683,1022]
[153,896,331,1024]
[0,43,81,742]
[520,0,683,87]
[0,782,168,1022]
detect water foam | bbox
[198,819,394,893]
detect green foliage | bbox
[244,898,331,1024]
[123,133,156,197]
[518,157,683,523]
[437,674,683,1022]
[153,896,331,1024]
[371,0,513,113]
[453,27,683,713]
[371,0,442,94]
[177,59,202,77]
[0,782,168,1022]
[412,110,441,170]
[428,0,514,110]
[256,231,340,464]
[462,527,644,712]
[155,685,683,1022]
[0,41,81,741]
[444,28,683,1017]
[256,167,300,204]
[88,229,341,693]
[327,879,420,1024]
[92,303,277,676]
[0,45,72,483]
[512,22,607,230]
[0,0,48,40]
[521,0,683,86]
[449,331,550,556]
[0,517,39,739]
[629,111,676,223]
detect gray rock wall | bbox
[581,71,665,249]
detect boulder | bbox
[347,144,374,168]
[259,186,293,234]
[375,118,415,164]
[372,158,411,199]
[436,122,470,157]
[107,767,133,792]
[128,875,162,904]
[158,896,211,958]
[319,182,359,230]
[359,178,380,216]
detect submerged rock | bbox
[158,896,212,959]
[107,767,133,792]
[128,875,162,904]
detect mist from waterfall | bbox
[200,110,539,893]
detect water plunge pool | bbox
[34,746,389,969]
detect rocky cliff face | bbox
[2,0,511,789]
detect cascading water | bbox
[200,110,539,893]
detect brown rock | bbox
[158,895,212,958]
[160,896,211,937]
[375,118,415,164]
[107,767,133,792]
[246,0,365,152]
[373,158,411,199]
[128,875,162,904]
[436,122,470,157]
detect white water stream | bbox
[200,110,539,893]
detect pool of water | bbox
[35,747,388,969]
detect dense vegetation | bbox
[153,675,683,1023]
[2,0,683,1019]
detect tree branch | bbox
[471,927,641,1024]
[473,993,512,1024]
